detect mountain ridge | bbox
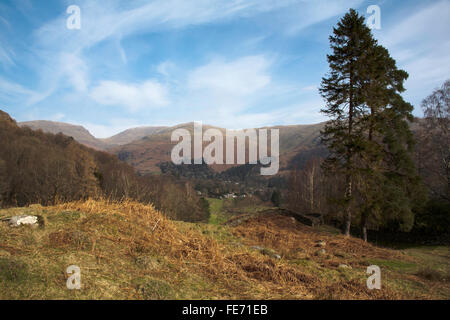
[18,119,328,174]
[19,120,109,150]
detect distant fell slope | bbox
[101,126,169,146]
[16,117,328,175]
[19,120,108,150]
[111,122,327,175]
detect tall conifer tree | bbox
[357,42,424,240]
[319,9,376,236]
[320,9,423,238]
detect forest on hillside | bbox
[0,110,209,222]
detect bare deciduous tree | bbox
[418,80,450,201]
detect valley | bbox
[19,120,327,175]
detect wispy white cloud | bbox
[0,16,10,28]
[157,61,176,77]
[285,0,364,34]
[380,1,449,49]
[58,53,89,92]
[378,0,450,107]
[22,0,305,116]
[27,0,359,100]
[33,0,298,54]
[155,54,323,129]
[0,77,39,104]
[188,55,271,96]
[0,16,15,67]
[90,79,169,111]
[0,46,15,66]
[116,39,128,65]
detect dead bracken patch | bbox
[315,279,402,300]
[232,214,406,265]
[0,199,447,299]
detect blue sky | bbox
[0,0,449,138]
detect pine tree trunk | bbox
[361,108,373,243]
[344,176,352,236]
[309,165,315,212]
[344,71,354,237]
[361,213,368,242]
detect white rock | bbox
[8,215,38,227]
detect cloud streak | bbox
[188,55,271,96]
[378,0,450,107]
[90,80,169,111]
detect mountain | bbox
[111,122,327,175]
[16,118,328,176]
[101,126,169,146]
[110,122,217,175]
[19,120,108,150]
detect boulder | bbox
[1,215,42,227]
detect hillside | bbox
[19,120,108,150]
[1,110,209,222]
[101,126,169,146]
[17,119,327,175]
[111,122,327,175]
[0,199,448,299]
[1,114,102,206]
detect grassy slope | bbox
[0,199,448,300]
